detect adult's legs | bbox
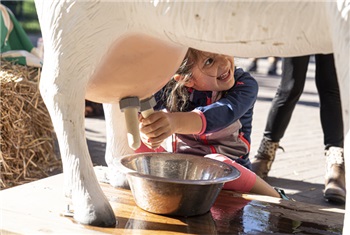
[315,53,345,203]
[252,55,310,179]
[315,54,344,149]
[264,55,310,141]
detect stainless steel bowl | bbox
[118,152,240,216]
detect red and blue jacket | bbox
[154,67,258,169]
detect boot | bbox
[324,147,346,204]
[251,137,280,179]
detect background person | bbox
[251,54,345,204]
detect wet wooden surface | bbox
[1,167,344,234]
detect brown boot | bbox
[324,147,346,204]
[251,137,280,179]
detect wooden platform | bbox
[1,167,344,234]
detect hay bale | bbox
[0,59,62,189]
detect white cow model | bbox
[34,0,349,232]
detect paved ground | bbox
[84,57,345,212]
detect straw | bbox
[0,59,62,189]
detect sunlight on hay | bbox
[0,59,62,189]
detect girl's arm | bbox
[196,69,258,133]
[139,110,202,149]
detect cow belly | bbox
[86,33,187,104]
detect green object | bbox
[1,3,41,67]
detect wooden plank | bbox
[1,167,344,234]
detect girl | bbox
[138,48,285,198]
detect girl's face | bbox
[189,52,235,91]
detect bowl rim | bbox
[116,152,241,185]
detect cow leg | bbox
[103,103,134,188]
[39,75,116,227]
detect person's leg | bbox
[246,58,258,72]
[265,56,310,141]
[205,154,281,198]
[267,57,279,75]
[315,54,345,203]
[252,55,310,179]
[315,54,344,149]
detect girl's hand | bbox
[139,110,203,149]
[139,111,175,149]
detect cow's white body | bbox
[34,0,349,231]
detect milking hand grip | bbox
[120,97,141,150]
[120,96,156,150]
[140,96,156,118]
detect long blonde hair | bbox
[163,48,203,112]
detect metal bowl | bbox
[118,152,240,216]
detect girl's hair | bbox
[163,48,202,112]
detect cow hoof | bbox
[74,204,117,227]
[106,161,130,189]
[108,171,130,189]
